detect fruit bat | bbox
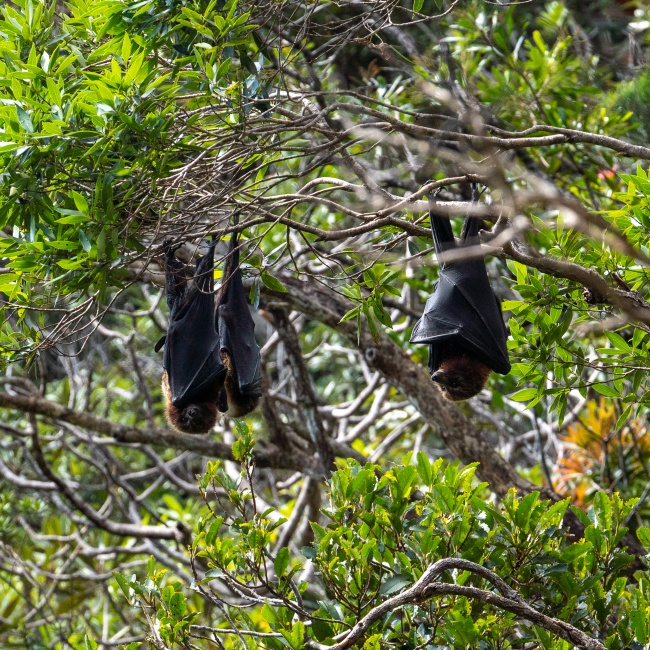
[156,227,262,433]
[215,226,262,417]
[410,207,510,401]
[157,239,225,433]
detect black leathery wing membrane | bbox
[410,208,511,376]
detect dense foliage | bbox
[2,0,650,647]
[135,444,648,649]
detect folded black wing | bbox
[162,243,226,407]
[216,234,262,397]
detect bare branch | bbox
[270,308,335,473]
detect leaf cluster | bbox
[119,451,650,649]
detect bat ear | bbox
[154,335,166,353]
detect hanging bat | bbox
[156,224,262,432]
[156,239,226,433]
[215,224,262,417]
[410,204,510,401]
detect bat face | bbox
[166,402,220,433]
[431,353,492,401]
[162,370,219,433]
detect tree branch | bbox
[318,557,605,650]
[270,308,335,473]
[30,427,185,542]
[502,237,650,326]
[0,391,324,477]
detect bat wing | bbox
[217,243,262,397]
[429,211,456,263]
[164,306,225,407]
[410,261,511,374]
[162,244,226,406]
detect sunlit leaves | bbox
[127,454,650,648]
[0,0,266,355]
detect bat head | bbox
[431,353,492,401]
[165,400,219,434]
[162,370,219,433]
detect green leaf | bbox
[371,296,392,327]
[570,505,592,528]
[592,491,613,531]
[113,572,132,604]
[274,547,290,577]
[280,620,305,649]
[0,141,20,153]
[260,270,287,293]
[122,33,132,61]
[509,388,538,402]
[560,542,592,563]
[46,77,62,106]
[606,331,631,352]
[71,191,89,215]
[592,383,620,397]
[301,546,316,559]
[416,451,432,486]
[79,229,92,253]
[363,302,379,341]
[340,306,360,323]
[205,517,223,545]
[16,106,34,132]
[217,58,230,79]
[96,229,106,259]
[637,526,650,550]
[40,50,50,73]
[57,259,85,270]
[630,608,648,644]
[514,491,540,528]
[56,215,89,225]
[362,634,382,650]
[532,30,547,53]
[169,592,186,619]
[380,575,411,595]
[261,603,279,628]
